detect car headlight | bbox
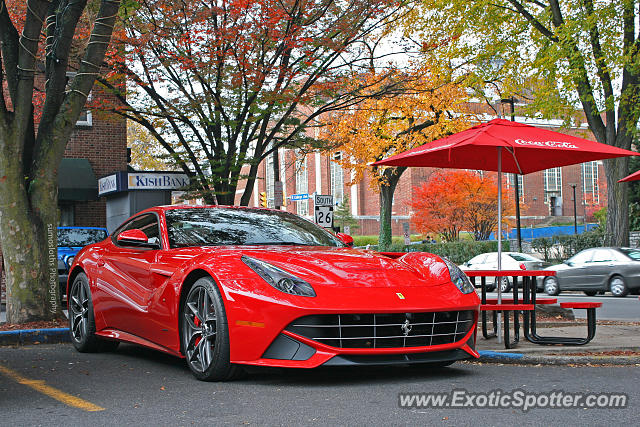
[241,255,316,297]
[442,258,475,294]
[66,256,75,268]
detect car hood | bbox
[188,246,453,288]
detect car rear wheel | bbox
[609,276,628,297]
[493,277,511,293]
[181,277,244,381]
[69,273,119,352]
[544,277,560,296]
[584,291,597,296]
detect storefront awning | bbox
[58,158,98,201]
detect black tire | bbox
[181,277,244,381]
[584,291,597,297]
[69,273,115,352]
[609,275,629,297]
[543,277,560,296]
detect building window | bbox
[582,161,599,205]
[295,153,308,216]
[330,152,343,206]
[507,174,524,200]
[66,72,92,127]
[265,154,274,208]
[543,167,562,203]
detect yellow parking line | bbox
[0,364,104,412]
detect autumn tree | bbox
[127,121,175,171]
[100,0,409,205]
[410,170,514,241]
[0,0,121,323]
[410,0,640,246]
[322,67,471,249]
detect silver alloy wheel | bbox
[610,276,627,297]
[544,277,559,295]
[183,285,217,373]
[69,280,89,342]
[500,278,510,293]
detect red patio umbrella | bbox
[619,170,640,182]
[374,118,636,341]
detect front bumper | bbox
[223,283,480,368]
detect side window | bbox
[569,250,593,265]
[485,253,498,263]
[116,214,161,248]
[592,250,614,263]
[468,254,486,265]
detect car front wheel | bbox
[609,276,629,297]
[181,277,244,381]
[544,277,560,296]
[69,273,118,352]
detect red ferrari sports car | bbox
[67,205,480,381]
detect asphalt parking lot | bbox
[1,343,638,425]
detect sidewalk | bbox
[476,322,640,364]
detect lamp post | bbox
[570,183,578,234]
[501,97,522,252]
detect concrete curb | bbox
[0,328,70,346]
[478,350,640,365]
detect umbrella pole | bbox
[497,147,503,343]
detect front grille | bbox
[285,311,475,349]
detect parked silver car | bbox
[461,252,546,292]
[542,247,640,297]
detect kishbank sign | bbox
[128,173,190,190]
[98,172,190,196]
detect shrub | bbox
[383,240,509,264]
[531,230,605,263]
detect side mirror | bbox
[336,232,354,247]
[117,229,157,248]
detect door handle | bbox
[97,259,105,267]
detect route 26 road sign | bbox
[315,206,333,228]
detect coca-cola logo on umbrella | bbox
[514,139,578,149]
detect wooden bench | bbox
[481,303,535,349]
[524,301,602,345]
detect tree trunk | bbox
[0,141,61,323]
[604,156,630,246]
[378,167,405,250]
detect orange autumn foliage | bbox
[410,170,515,241]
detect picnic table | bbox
[466,270,602,349]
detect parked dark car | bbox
[541,247,640,297]
[58,227,108,301]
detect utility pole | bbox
[501,97,522,252]
[570,183,578,234]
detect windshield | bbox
[164,208,344,248]
[57,228,108,247]
[617,248,640,261]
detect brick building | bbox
[239,113,607,237]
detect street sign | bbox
[314,194,333,207]
[290,193,310,201]
[315,206,333,228]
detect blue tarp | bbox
[489,223,598,240]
